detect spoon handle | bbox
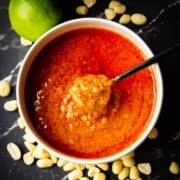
[112,43,180,83]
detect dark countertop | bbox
[0,0,180,179]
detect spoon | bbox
[112,43,180,83]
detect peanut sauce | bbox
[25,28,155,158]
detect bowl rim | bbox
[17,18,163,164]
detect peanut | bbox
[112,160,123,174]
[88,166,100,177]
[36,159,53,168]
[97,163,109,171]
[169,161,180,175]
[104,9,116,20]
[148,127,158,139]
[7,142,21,160]
[76,6,88,15]
[0,81,11,97]
[137,162,152,175]
[131,13,147,25]
[63,162,75,171]
[93,172,106,180]
[20,37,32,46]
[4,100,18,111]
[129,166,140,179]
[23,152,34,165]
[17,117,25,129]
[68,169,83,180]
[122,158,135,167]
[119,14,131,24]
[118,167,129,180]
[83,0,96,8]
[32,145,50,159]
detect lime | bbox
[8,0,62,42]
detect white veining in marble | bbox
[49,170,58,180]
[0,28,26,52]
[61,174,68,180]
[0,44,9,51]
[11,36,24,49]
[1,60,23,86]
[0,34,5,40]
[96,12,104,18]
[0,31,10,51]
[171,131,180,142]
[172,132,180,141]
[0,121,18,139]
[0,8,27,86]
[136,0,180,36]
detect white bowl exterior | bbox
[17,18,163,164]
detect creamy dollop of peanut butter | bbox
[60,74,112,123]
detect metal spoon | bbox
[112,43,180,83]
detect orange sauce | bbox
[25,28,155,158]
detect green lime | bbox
[8,0,62,42]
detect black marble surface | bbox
[0,0,180,179]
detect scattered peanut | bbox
[20,37,32,46]
[137,162,152,175]
[118,167,129,180]
[119,14,131,24]
[97,163,109,171]
[112,160,123,174]
[7,142,21,160]
[23,133,36,144]
[68,169,83,180]
[129,166,140,179]
[109,1,121,9]
[57,158,67,167]
[76,6,88,15]
[0,81,11,97]
[113,4,126,14]
[104,9,116,20]
[75,164,86,171]
[4,100,18,111]
[93,172,106,180]
[36,159,53,168]
[86,164,95,169]
[169,161,180,175]
[23,152,34,165]
[63,162,75,171]
[121,151,135,160]
[83,0,96,8]
[33,145,50,159]
[24,127,32,135]
[80,177,90,180]
[50,154,58,164]
[122,158,135,167]
[131,13,147,25]
[24,141,36,152]
[88,166,100,177]
[17,117,25,129]
[148,127,158,139]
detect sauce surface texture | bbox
[26,28,155,158]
